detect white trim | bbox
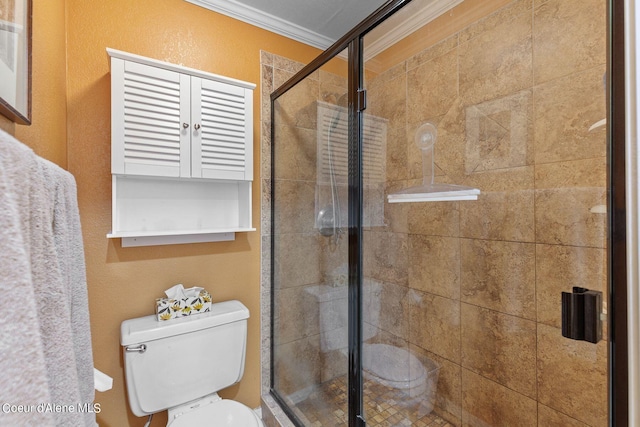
[109,231,238,247]
[185,0,333,50]
[106,48,256,90]
[625,0,640,424]
[364,0,463,58]
[184,0,462,55]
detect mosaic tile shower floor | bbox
[294,376,454,427]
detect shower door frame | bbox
[269,0,629,425]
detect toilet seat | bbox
[168,398,263,427]
[362,343,427,390]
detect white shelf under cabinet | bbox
[107,229,255,248]
[107,175,254,246]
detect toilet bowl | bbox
[167,395,262,427]
[121,300,264,427]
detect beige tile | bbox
[534,187,607,248]
[319,73,347,113]
[408,199,459,237]
[410,344,462,424]
[383,180,410,233]
[273,336,321,397]
[407,34,459,71]
[537,403,590,427]
[369,60,406,84]
[319,68,346,88]
[461,188,535,242]
[408,100,467,181]
[318,231,349,284]
[273,67,295,92]
[409,289,461,364]
[533,0,607,84]
[274,285,321,344]
[363,231,408,285]
[459,0,533,44]
[273,233,322,289]
[260,50,274,66]
[363,183,386,229]
[458,5,532,106]
[461,368,537,427]
[537,323,608,427]
[367,70,406,130]
[384,127,410,182]
[261,119,272,179]
[536,244,607,329]
[273,179,316,234]
[261,64,274,114]
[535,157,606,189]
[460,239,536,320]
[273,125,317,181]
[458,167,535,243]
[407,47,459,127]
[261,234,271,286]
[261,178,271,235]
[534,158,607,248]
[319,348,348,383]
[273,55,307,75]
[461,304,537,398]
[369,281,410,340]
[533,65,607,164]
[463,89,533,173]
[273,72,319,130]
[409,234,460,300]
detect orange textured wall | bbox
[6,0,67,167]
[64,1,319,425]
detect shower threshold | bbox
[292,376,454,427]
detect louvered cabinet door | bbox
[111,58,191,177]
[190,77,253,181]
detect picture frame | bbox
[0,0,31,125]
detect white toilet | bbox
[121,300,264,427]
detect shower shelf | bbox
[387,184,480,203]
[388,123,480,203]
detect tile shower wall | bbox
[364,0,607,426]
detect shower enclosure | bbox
[269,0,626,425]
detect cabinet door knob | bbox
[194,124,201,130]
[183,123,189,129]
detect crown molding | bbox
[185,0,334,50]
[186,0,463,59]
[364,0,463,58]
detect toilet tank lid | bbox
[121,300,249,346]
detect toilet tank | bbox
[121,300,250,417]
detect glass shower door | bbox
[271,50,352,426]
[359,0,609,426]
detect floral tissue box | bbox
[156,290,212,321]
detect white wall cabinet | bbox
[106,48,256,247]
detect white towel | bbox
[0,130,95,426]
[39,159,96,427]
[0,134,55,426]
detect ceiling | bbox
[185,0,463,54]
